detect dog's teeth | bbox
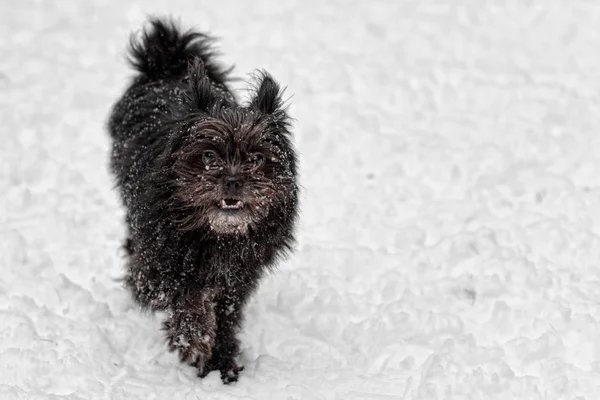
[218,199,243,209]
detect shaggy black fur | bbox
[107,17,299,383]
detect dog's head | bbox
[169,62,298,236]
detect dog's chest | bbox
[196,242,263,284]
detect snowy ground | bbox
[2,1,600,399]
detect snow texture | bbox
[2,1,600,399]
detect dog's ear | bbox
[250,72,287,116]
[187,58,219,113]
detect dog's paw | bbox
[163,296,217,371]
[220,362,244,384]
[164,312,216,368]
[200,355,244,383]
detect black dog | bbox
[107,18,299,383]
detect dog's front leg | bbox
[201,291,246,383]
[163,288,217,376]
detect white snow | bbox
[2,1,600,399]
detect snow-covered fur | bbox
[107,17,299,383]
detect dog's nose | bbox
[223,176,243,190]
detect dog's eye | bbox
[249,154,265,168]
[202,150,216,165]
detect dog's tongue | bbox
[219,199,244,210]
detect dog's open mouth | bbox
[218,198,244,210]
